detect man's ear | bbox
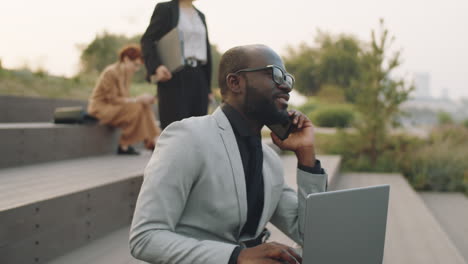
[226,73,243,94]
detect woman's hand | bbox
[155,65,172,82]
[136,94,156,105]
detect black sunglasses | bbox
[234,65,295,89]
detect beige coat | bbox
[88,63,160,146]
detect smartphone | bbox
[267,116,295,140]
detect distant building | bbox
[413,72,431,99]
[401,96,464,127]
[440,88,449,99]
[399,72,468,126]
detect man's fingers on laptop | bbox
[278,249,301,264]
[238,242,301,264]
[266,243,301,264]
[286,247,302,263]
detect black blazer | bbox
[141,0,212,90]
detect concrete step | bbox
[420,192,468,262]
[47,154,341,264]
[0,122,119,168]
[0,151,152,264]
[332,173,466,264]
[0,95,159,123]
[48,226,144,264]
[0,95,87,123]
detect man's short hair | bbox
[218,46,251,96]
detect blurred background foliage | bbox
[1,20,466,195]
[0,32,222,100]
[400,125,468,194]
[310,104,355,128]
[284,31,362,101]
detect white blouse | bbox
[178,6,208,63]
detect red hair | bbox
[119,44,143,62]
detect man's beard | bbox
[243,82,289,126]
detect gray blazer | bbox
[129,108,328,264]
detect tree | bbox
[78,32,222,86]
[78,32,141,75]
[315,32,362,101]
[284,43,320,95]
[351,19,414,166]
[284,32,362,99]
[77,32,147,83]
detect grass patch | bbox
[0,68,156,100]
[0,69,93,99]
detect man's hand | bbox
[155,65,172,82]
[271,110,316,167]
[238,242,302,264]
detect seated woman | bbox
[88,45,160,155]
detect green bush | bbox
[315,85,346,103]
[400,125,468,194]
[314,128,423,172]
[315,132,347,155]
[336,132,419,172]
[315,124,468,195]
[463,119,468,128]
[437,111,453,125]
[298,98,320,115]
[310,105,355,128]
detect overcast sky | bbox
[1,0,467,99]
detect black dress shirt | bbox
[222,104,265,237]
[222,103,324,264]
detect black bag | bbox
[53,106,98,124]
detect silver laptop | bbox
[155,27,185,73]
[302,185,390,264]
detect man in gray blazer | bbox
[130,44,328,264]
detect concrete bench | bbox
[0,152,152,264]
[0,95,88,123]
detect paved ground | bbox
[313,126,429,138]
[420,192,468,262]
[41,154,468,264]
[332,173,466,264]
[10,151,466,264]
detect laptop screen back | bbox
[302,185,390,264]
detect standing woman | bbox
[141,0,213,130]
